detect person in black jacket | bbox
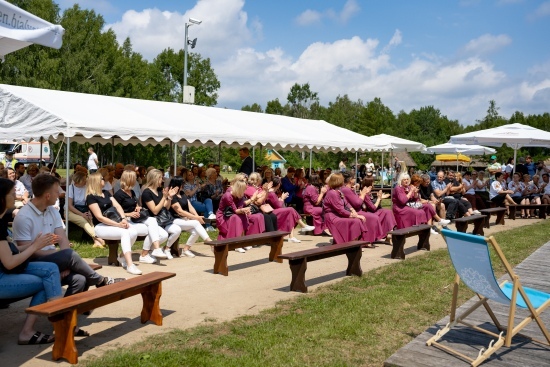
[238,147,256,176]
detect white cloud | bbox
[381,29,402,54]
[295,0,360,26]
[461,33,512,55]
[528,1,550,20]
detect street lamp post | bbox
[183,17,201,102]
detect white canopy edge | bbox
[449,123,550,149]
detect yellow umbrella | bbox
[435,154,471,162]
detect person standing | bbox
[87,147,99,174]
[1,151,18,169]
[238,147,256,176]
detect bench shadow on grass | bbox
[273,271,347,292]
[380,245,429,259]
[202,257,274,274]
[30,310,176,364]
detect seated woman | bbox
[262,168,275,185]
[169,176,212,257]
[323,173,370,245]
[489,172,517,213]
[410,174,450,233]
[0,178,62,345]
[462,171,485,212]
[183,170,216,224]
[340,172,384,243]
[302,174,329,236]
[523,174,541,218]
[246,173,278,234]
[359,176,397,238]
[66,171,106,249]
[6,168,29,209]
[508,172,527,207]
[114,170,169,264]
[86,172,140,275]
[202,168,223,214]
[215,178,254,242]
[141,169,182,260]
[265,177,315,243]
[452,172,476,216]
[474,170,490,201]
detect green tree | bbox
[286,82,319,119]
[265,98,286,115]
[241,103,263,113]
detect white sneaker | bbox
[181,249,195,258]
[206,226,216,232]
[473,210,481,215]
[207,213,216,220]
[164,248,174,260]
[288,237,301,243]
[117,256,127,269]
[430,228,439,235]
[244,246,253,250]
[439,219,451,226]
[235,247,246,253]
[139,254,156,264]
[151,248,168,259]
[126,264,142,275]
[300,225,315,233]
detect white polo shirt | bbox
[12,201,63,251]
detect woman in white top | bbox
[504,157,514,183]
[365,158,375,174]
[6,168,29,209]
[461,171,485,212]
[489,172,516,213]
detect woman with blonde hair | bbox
[66,171,105,248]
[216,179,252,240]
[141,169,181,259]
[114,170,169,264]
[86,172,140,275]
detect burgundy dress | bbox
[216,191,248,240]
[323,189,369,245]
[392,185,430,229]
[243,188,266,236]
[302,185,325,235]
[341,186,384,242]
[363,194,397,235]
[266,192,300,232]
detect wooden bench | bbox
[0,263,102,309]
[508,204,548,220]
[26,271,176,364]
[479,207,507,228]
[278,241,366,293]
[387,224,431,259]
[210,231,290,276]
[105,235,179,266]
[453,214,487,236]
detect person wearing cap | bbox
[1,151,17,169]
[487,155,501,179]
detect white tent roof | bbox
[425,143,495,155]
[364,133,426,152]
[0,84,375,152]
[449,123,550,149]
[0,0,64,58]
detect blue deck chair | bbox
[426,229,550,366]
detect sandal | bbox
[18,331,54,345]
[75,328,90,337]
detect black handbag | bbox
[131,209,150,223]
[249,204,260,214]
[223,206,234,217]
[103,206,123,223]
[156,207,175,227]
[0,242,29,274]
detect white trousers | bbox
[162,222,182,248]
[173,218,209,246]
[94,224,138,254]
[129,217,169,250]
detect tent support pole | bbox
[252,146,255,172]
[39,137,44,167]
[355,151,358,192]
[65,137,70,236]
[309,149,312,172]
[174,143,177,176]
[381,152,384,188]
[512,145,517,176]
[111,137,114,165]
[218,143,221,165]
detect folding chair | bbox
[426,229,550,366]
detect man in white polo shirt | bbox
[12,174,121,297]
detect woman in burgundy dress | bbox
[359,176,397,237]
[392,173,428,229]
[216,179,251,240]
[302,174,329,236]
[246,173,278,234]
[265,177,315,243]
[323,173,370,245]
[340,172,384,243]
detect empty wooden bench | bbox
[0,263,102,309]
[479,207,507,228]
[453,214,487,236]
[508,204,548,220]
[278,241,366,293]
[387,224,431,260]
[26,271,176,364]
[210,231,290,276]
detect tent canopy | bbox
[364,133,426,152]
[425,142,495,155]
[449,123,550,149]
[0,0,64,58]
[0,84,374,153]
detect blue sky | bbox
[56,0,550,126]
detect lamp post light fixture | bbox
[183,17,202,103]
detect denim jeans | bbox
[0,261,62,306]
[190,199,214,217]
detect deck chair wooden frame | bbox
[426,229,550,366]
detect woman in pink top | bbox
[392,173,428,229]
[302,174,329,236]
[359,177,397,237]
[323,173,370,245]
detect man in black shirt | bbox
[238,147,256,176]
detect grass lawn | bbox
[80,221,550,367]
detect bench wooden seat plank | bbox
[278,241,366,293]
[508,204,548,220]
[479,207,507,228]
[210,231,290,276]
[453,214,486,236]
[26,271,175,364]
[387,224,431,260]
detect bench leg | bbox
[472,218,485,236]
[391,236,406,259]
[288,258,308,292]
[540,207,547,219]
[495,211,505,226]
[268,236,284,263]
[345,248,363,276]
[483,214,491,229]
[141,282,163,325]
[509,205,517,220]
[213,246,229,276]
[170,243,180,258]
[106,241,119,266]
[50,309,78,364]
[417,229,430,251]
[455,221,468,233]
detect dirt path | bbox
[0,218,542,366]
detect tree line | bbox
[1,1,549,171]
